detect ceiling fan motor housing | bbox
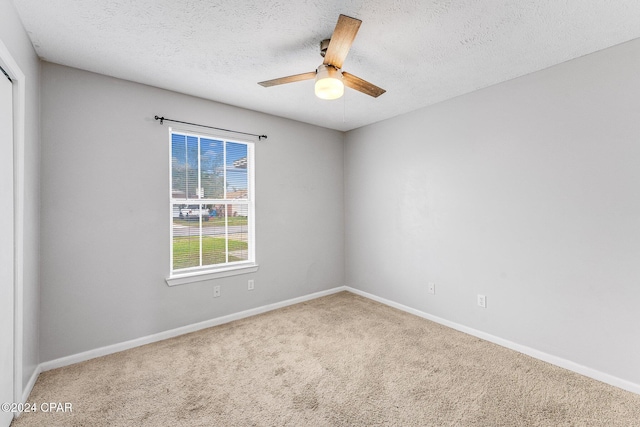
[320,39,331,57]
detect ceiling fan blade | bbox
[342,72,386,98]
[323,14,361,69]
[258,72,316,87]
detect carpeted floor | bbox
[11,291,640,426]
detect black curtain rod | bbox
[154,115,267,140]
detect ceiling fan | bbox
[258,14,386,100]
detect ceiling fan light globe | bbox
[315,65,344,100]
[315,78,344,100]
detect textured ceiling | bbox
[11,0,640,131]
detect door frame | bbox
[0,39,26,407]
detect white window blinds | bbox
[170,130,255,275]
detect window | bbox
[167,128,256,284]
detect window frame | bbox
[165,127,258,286]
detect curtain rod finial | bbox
[154,115,164,125]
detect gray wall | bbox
[40,63,345,361]
[0,0,41,393]
[345,39,640,385]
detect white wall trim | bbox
[166,263,259,286]
[345,286,640,396]
[21,364,40,406]
[11,364,40,419]
[30,284,639,400]
[0,39,27,410]
[39,286,347,372]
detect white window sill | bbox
[166,263,259,286]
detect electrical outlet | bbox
[477,294,486,308]
[213,285,221,298]
[248,279,255,291]
[428,282,435,295]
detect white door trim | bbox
[0,39,26,407]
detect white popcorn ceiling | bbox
[12,0,640,131]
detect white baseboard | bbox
[345,286,640,396]
[39,286,347,373]
[21,364,41,403]
[27,284,639,402]
[12,364,42,418]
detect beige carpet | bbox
[12,291,640,426]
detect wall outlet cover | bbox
[477,294,486,308]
